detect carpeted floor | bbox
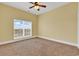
[0,37,79,56]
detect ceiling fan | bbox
[29,2,46,11]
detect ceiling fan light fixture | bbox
[34,6,39,9]
[29,2,46,11]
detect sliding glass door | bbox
[14,19,32,39]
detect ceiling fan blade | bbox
[29,2,34,4]
[39,5,46,8]
[29,6,35,9]
[35,2,38,4]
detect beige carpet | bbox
[0,37,79,56]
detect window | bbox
[14,19,32,39]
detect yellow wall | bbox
[0,4,38,41]
[0,3,78,45]
[38,3,77,44]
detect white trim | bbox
[38,36,77,47]
[0,36,36,46]
[0,35,77,47]
[14,35,32,39]
[77,3,79,48]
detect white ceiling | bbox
[2,2,69,15]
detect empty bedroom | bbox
[0,2,79,56]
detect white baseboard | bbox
[38,36,77,47]
[0,35,77,48]
[0,36,36,45]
